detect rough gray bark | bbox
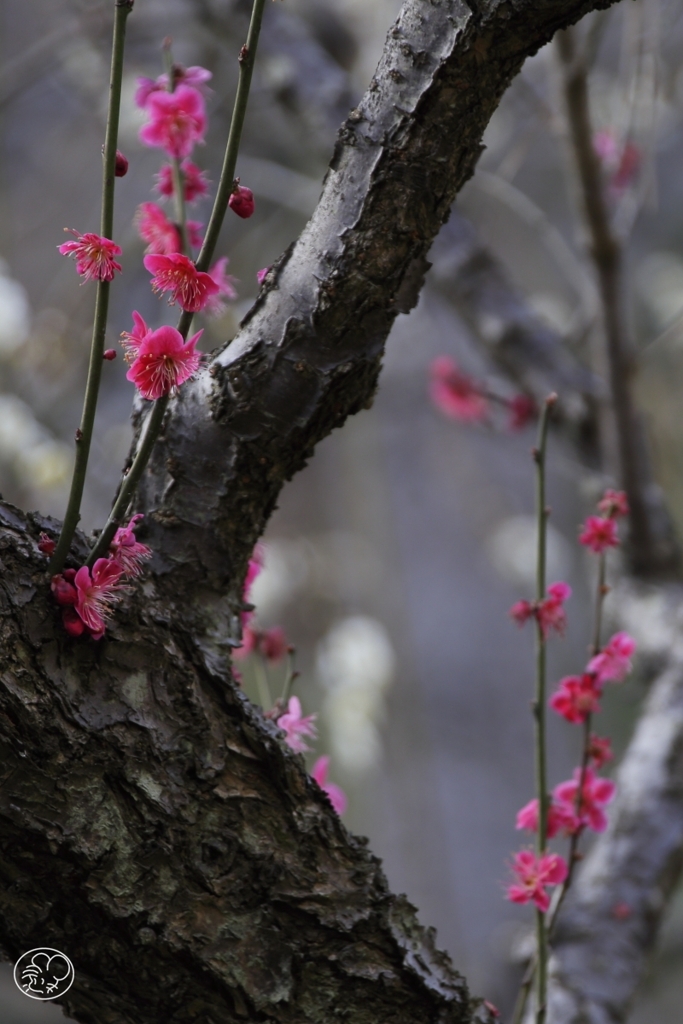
[0,1,626,1023]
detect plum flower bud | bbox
[103,349,117,361]
[229,185,255,219]
[115,150,129,177]
[38,533,56,555]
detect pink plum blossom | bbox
[429,355,488,423]
[311,756,347,815]
[579,514,619,553]
[232,624,258,660]
[507,850,568,912]
[126,325,203,400]
[515,796,578,838]
[228,185,255,219]
[109,514,152,578]
[139,84,206,159]
[204,257,238,315]
[588,734,614,770]
[510,582,571,639]
[136,202,203,254]
[74,558,127,639]
[549,673,601,724]
[156,160,210,203]
[259,626,289,663]
[553,767,616,833]
[135,66,212,109]
[597,489,629,519]
[136,202,181,255]
[144,252,219,312]
[120,311,152,362]
[587,631,636,684]
[58,230,122,282]
[277,696,317,754]
[256,267,270,285]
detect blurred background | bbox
[1,0,683,1019]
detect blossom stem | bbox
[88,0,267,564]
[162,41,189,254]
[171,158,188,254]
[86,396,169,566]
[49,0,132,575]
[533,393,556,1024]
[195,0,267,274]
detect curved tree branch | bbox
[0,1,627,1022]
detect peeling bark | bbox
[0,1,626,1022]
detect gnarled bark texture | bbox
[1,1,624,1022]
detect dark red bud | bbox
[38,533,56,556]
[103,349,117,360]
[228,185,255,219]
[115,150,129,177]
[62,606,85,637]
[51,575,77,606]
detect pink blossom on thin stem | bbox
[549,673,601,724]
[126,325,203,400]
[136,202,181,255]
[139,84,207,159]
[506,850,568,912]
[553,767,616,833]
[120,311,152,362]
[510,581,571,639]
[311,756,347,815]
[74,558,127,640]
[587,631,636,684]
[588,734,614,770]
[429,355,488,423]
[109,514,152,578]
[597,489,629,519]
[156,160,210,203]
[579,514,619,553]
[202,257,238,316]
[515,796,578,838]
[58,230,122,282]
[135,66,212,109]
[144,253,219,312]
[277,696,317,754]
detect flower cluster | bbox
[133,60,243,311]
[506,490,633,912]
[49,516,151,638]
[429,355,537,431]
[510,581,572,639]
[233,545,347,816]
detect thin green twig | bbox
[49,0,132,574]
[533,393,556,1024]
[87,0,267,565]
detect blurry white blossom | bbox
[0,263,30,355]
[317,615,395,774]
